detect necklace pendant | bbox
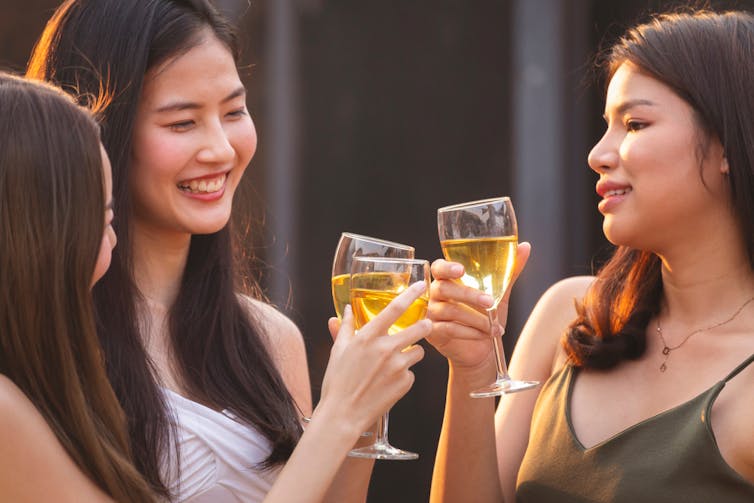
[662,346,670,355]
[660,363,667,372]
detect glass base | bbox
[470,378,539,398]
[348,442,418,460]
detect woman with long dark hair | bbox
[27,1,429,501]
[0,72,154,502]
[428,9,754,503]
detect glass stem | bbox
[374,411,390,446]
[487,307,510,382]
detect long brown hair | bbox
[565,10,754,369]
[0,73,154,501]
[28,0,302,496]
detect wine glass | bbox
[347,256,430,460]
[331,233,415,318]
[437,196,539,398]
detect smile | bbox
[603,188,632,197]
[177,173,228,194]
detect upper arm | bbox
[0,376,112,502]
[494,276,593,499]
[243,298,313,417]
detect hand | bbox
[427,242,531,372]
[315,281,431,439]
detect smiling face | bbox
[130,30,256,238]
[588,62,729,252]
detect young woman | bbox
[428,10,754,503]
[0,72,154,501]
[27,1,429,501]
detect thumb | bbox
[327,317,341,342]
[333,305,355,349]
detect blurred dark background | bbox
[3,0,754,501]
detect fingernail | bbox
[479,294,494,307]
[411,280,427,293]
[450,263,464,275]
[344,304,352,316]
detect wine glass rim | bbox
[351,256,429,266]
[437,196,511,212]
[340,232,415,251]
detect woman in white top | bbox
[28,1,429,501]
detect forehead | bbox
[605,62,681,111]
[140,34,241,104]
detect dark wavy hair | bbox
[27,0,302,497]
[0,72,155,501]
[564,10,754,369]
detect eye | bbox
[226,108,248,119]
[626,120,647,132]
[168,120,195,132]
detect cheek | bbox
[91,233,114,286]
[233,118,257,170]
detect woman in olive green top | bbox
[427,9,754,503]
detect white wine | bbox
[331,273,351,318]
[350,288,428,334]
[440,236,517,305]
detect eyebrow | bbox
[154,86,247,113]
[603,99,656,121]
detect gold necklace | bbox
[655,295,754,372]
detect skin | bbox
[92,145,116,286]
[428,62,754,503]
[129,30,429,502]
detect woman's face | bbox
[130,31,256,237]
[92,144,116,286]
[588,62,728,251]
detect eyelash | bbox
[626,120,647,132]
[167,109,246,131]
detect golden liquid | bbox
[350,288,429,334]
[331,273,351,318]
[440,236,517,304]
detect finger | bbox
[360,281,428,339]
[398,342,425,368]
[333,305,355,349]
[430,259,465,280]
[431,277,494,309]
[389,318,432,350]
[428,300,490,332]
[327,317,341,342]
[500,242,532,304]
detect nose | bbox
[587,129,619,174]
[196,120,235,164]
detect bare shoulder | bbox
[238,296,312,413]
[514,275,594,376]
[0,375,109,501]
[0,375,45,436]
[238,295,305,353]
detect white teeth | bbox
[178,174,226,194]
[605,188,631,197]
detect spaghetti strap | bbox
[723,353,754,383]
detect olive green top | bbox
[516,354,754,503]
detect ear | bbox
[721,156,729,175]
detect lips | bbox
[596,179,632,198]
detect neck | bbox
[132,222,191,310]
[658,243,754,326]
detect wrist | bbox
[448,357,497,390]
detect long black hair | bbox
[28,0,302,496]
[565,10,754,369]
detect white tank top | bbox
[163,389,281,502]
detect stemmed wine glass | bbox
[347,256,430,460]
[331,232,415,318]
[437,196,539,398]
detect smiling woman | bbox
[26,1,430,502]
[427,9,754,503]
